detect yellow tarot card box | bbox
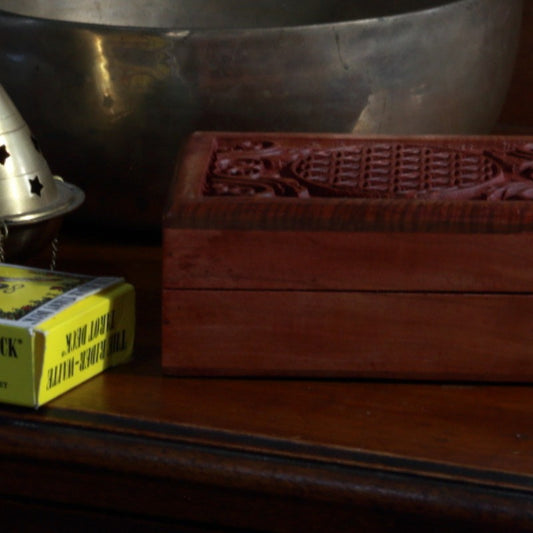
[0,263,135,407]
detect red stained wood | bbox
[163,290,533,380]
[164,229,533,291]
[2,239,533,531]
[163,132,533,379]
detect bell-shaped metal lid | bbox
[0,84,84,225]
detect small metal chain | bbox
[0,221,7,263]
[0,223,58,269]
[49,235,59,271]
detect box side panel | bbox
[163,229,533,292]
[36,283,135,406]
[162,290,533,380]
[0,325,35,407]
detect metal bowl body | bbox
[2,217,62,261]
[0,0,523,230]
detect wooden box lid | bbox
[163,132,533,294]
[165,131,533,233]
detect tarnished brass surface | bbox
[0,0,522,230]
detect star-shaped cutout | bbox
[29,176,44,196]
[0,145,10,165]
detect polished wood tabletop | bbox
[0,237,532,531]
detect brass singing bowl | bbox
[0,0,523,231]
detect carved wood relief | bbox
[205,139,533,201]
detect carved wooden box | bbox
[163,132,533,380]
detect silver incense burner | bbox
[0,84,84,262]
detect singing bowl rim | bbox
[0,0,500,31]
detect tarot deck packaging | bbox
[163,132,533,381]
[0,263,135,407]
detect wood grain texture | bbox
[2,239,533,531]
[163,132,533,380]
[166,132,533,233]
[1,415,532,533]
[164,229,533,291]
[163,289,533,380]
[167,196,533,233]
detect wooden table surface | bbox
[1,238,532,531]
